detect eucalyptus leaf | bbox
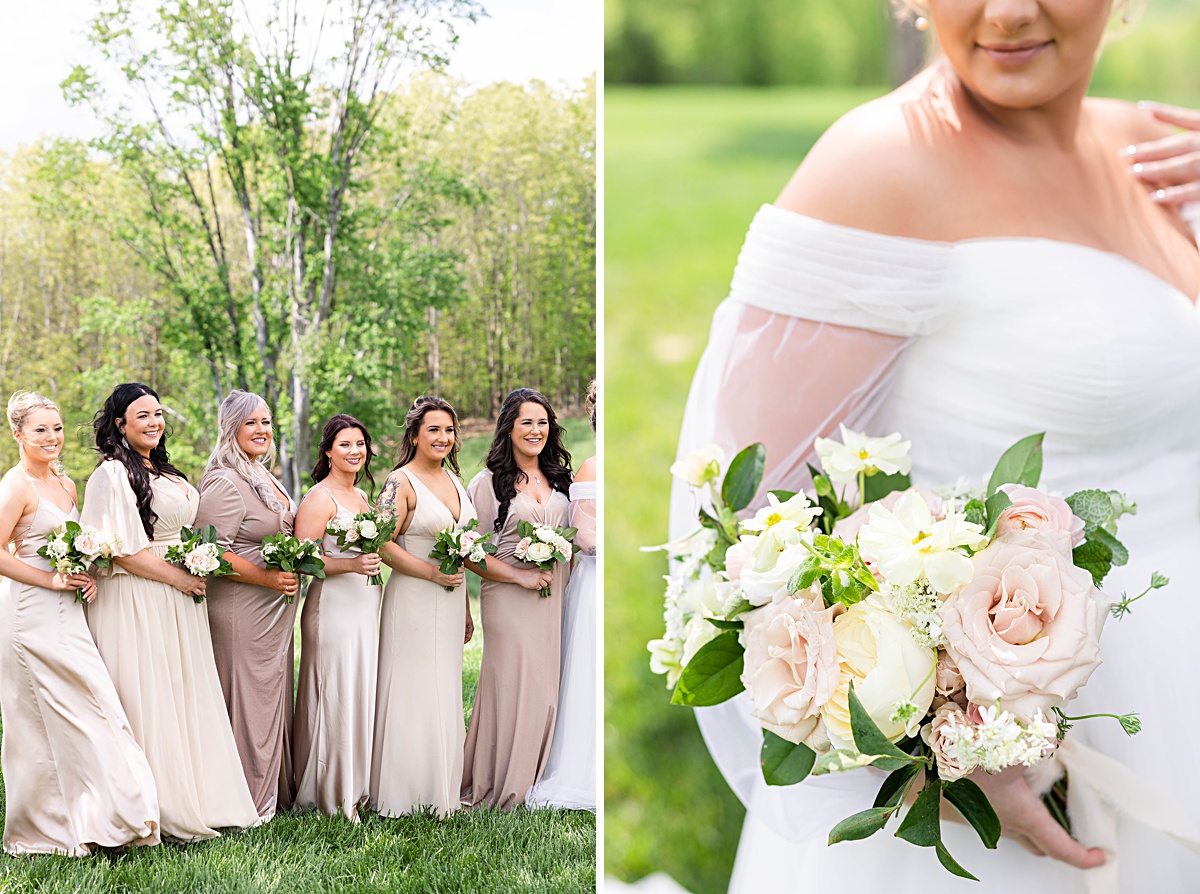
[760,730,816,786]
[722,443,766,512]
[986,433,1044,495]
[827,807,894,844]
[943,778,1001,849]
[670,631,745,707]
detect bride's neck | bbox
[942,63,1092,151]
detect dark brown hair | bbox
[485,388,572,532]
[310,414,377,499]
[392,396,462,477]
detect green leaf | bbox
[760,730,816,786]
[848,683,911,772]
[767,489,796,502]
[787,554,823,595]
[1065,488,1113,529]
[984,490,1012,539]
[1088,526,1128,567]
[943,778,1001,849]
[1073,538,1113,587]
[874,763,921,810]
[862,470,911,504]
[896,781,942,847]
[670,631,745,707]
[828,807,894,844]
[706,617,744,630]
[935,842,979,880]
[963,498,986,529]
[722,443,766,512]
[986,433,1044,495]
[808,463,841,534]
[725,598,754,618]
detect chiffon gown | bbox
[671,205,1200,893]
[195,468,298,819]
[294,485,381,819]
[0,478,159,855]
[527,478,597,810]
[462,469,570,809]
[372,469,474,817]
[82,460,259,840]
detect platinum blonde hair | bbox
[8,390,66,476]
[205,390,286,512]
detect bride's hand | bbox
[1124,102,1200,205]
[965,767,1106,869]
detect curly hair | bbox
[312,413,377,498]
[484,388,572,533]
[92,382,187,539]
[392,397,462,478]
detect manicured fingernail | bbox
[1153,189,1169,202]
[1131,163,1144,174]
[1136,100,1155,109]
[1119,144,1137,157]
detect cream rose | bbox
[940,534,1107,721]
[740,542,809,606]
[358,519,379,540]
[995,484,1085,552]
[824,600,938,747]
[526,541,554,564]
[741,594,840,745]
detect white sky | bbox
[0,0,599,153]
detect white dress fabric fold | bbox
[673,205,1200,892]
[82,460,259,840]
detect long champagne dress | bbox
[672,205,1200,892]
[527,478,597,810]
[461,469,570,809]
[371,468,474,817]
[82,459,258,839]
[195,468,298,819]
[0,475,160,855]
[294,484,381,819]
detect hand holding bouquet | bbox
[326,510,397,586]
[260,532,326,603]
[514,520,578,597]
[164,525,234,603]
[651,428,1163,878]
[38,521,121,603]
[429,518,498,591]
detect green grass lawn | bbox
[0,427,597,893]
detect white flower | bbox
[740,541,811,607]
[857,491,987,594]
[667,527,718,579]
[814,424,913,486]
[327,517,350,534]
[262,542,278,557]
[670,445,725,488]
[740,492,822,573]
[469,545,486,564]
[882,579,945,648]
[648,637,685,688]
[358,520,378,540]
[46,537,69,560]
[526,541,554,563]
[553,535,573,556]
[344,528,359,543]
[938,704,1057,774]
[185,544,221,575]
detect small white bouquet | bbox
[326,510,397,586]
[429,518,498,591]
[514,520,578,598]
[260,532,326,603]
[165,525,235,603]
[37,521,121,603]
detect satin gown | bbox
[0,478,159,855]
[672,206,1200,893]
[294,485,381,819]
[82,460,258,840]
[372,469,474,817]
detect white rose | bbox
[670,444,725,488]
[740,542,810,607]
[526,541,554,563]
[553,535,573,556]
[823,600,938,747]
[185,547,220,575]
[469,546,486,563]
[358,520,378,540]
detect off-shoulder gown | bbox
[673,205,1200,892]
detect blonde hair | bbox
[205,390,286,512]
[585,380,597,433]
[8,390,66,476]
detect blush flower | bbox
[994,484,1085,552]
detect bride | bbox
[671,0,1200,890]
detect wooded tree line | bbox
[0,0,595,496]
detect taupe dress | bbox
[371,469,474,817]
[195,467,298,820]
[461,469,569,809]
[294,485,381,819]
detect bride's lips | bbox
[978,40,1051,67]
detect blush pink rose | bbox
[724,539,752,585]
[995,484,1085,552]
[741,594,840,745]
[940,534,1107,721]
[922,702,971,782]
[935,650,965,698]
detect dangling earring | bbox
[915,16,929,31]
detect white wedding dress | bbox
[671,205,1200,893]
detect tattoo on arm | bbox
[376,474,400,518]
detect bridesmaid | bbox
[527,381,597,810]
[372,397,474,817]
[293,414,383,820]
[82,383,258,840]
[462,388,570,810]
[195,390,300,820]
[0,391,159,855]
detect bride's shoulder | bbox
[1085,96,1176,146]
[774,83,950,239]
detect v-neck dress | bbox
[0,484,160,854]
[82,460,258,840]
[294,485,381,819]
[461,469,570,809]
[371,467,475,817]
[195,467,299,820]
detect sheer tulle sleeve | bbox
[81,460,152,573]
[568,481,596,556]
[671,205,955,841]
[468,470,498,535]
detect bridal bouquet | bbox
[326,510,397,586]
[514,520,577,597]
[38,521,121,603]
[165,525,235,603]
[260,532,326,602]
[650,429,1163,878]
[429,518,498,591]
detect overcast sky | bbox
[0,0,598,153]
